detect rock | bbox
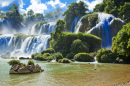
[17,67,31,74]
[19,57,32,59]
[9,70,18,74]
[9,64,44,74]
[33,65,41,73]
[11,64,19,71]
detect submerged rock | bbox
[9,64,44,74]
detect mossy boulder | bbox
[74,53,94,62]
[65,53,76,59]
[58,58,71,63]
[96,48,117,63]
[51,52,63,61]
[41,48,55,54]
[70,39,89,53]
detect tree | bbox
[55,19,65,33]
[118,2,130,23]
[45,12,54,21]
[6,4,23,23]
[35,13,45,22]
[27,9,34,18]
[63,1,89,31]
[8,4,18,11]
[112,23,130,57]
[93,3,105,12]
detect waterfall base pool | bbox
[0,58,130,86]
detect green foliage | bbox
[58,58,70,63]
[70,39,89,53]
[74,53,94,62]
[93,3,105,12]
[35,13,44,22]
[51,52,63,61]
[8,60,20,65]
[42,53,51,60]
[112,23,130,58]
[55,19,65,33]
[50,32,102,56]
[63,1,89,31]
[41,48,55,54]
[118,2,130,23]
[27,60,34,65]
[6,4,23,23]
[93,0,130,22]
[65,53,76,59]
[31,53,39,59]
[96,48,117,63]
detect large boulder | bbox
[9,64,44,74]
[17,67,31,74]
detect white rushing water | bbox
[72,13,124,48]
[0,18,56,58]
[29,22,56,35]
[0,34,51,57]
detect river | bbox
[0,58,130,86]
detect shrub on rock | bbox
[41,48,55,54]
[96,48,117,63]
[8,60,20,65]
[51,52,63,61]
[65,53,76,59]
[27,60,34,65]
[74,53,94,62]
[58,58,70,63]
[70,39,89,53]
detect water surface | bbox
[0,58,130,86]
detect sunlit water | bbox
[0,58,130,86]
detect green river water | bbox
[0,58,130,86]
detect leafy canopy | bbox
[112,23,130,57]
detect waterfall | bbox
[87,13,124,48]
[75,18,82,33]
[29,22,56,35]
[70,17,80,33]
[0,34,51,57]
[72,13,124,48]
[0,18,56,58]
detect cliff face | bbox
[79,13,98,33]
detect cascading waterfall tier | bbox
[74,13,124,48]
[87,13,124,48]
[0,34,50,57]
[70,17,80,33]
[29,22,56,35]
[0,19,56,58]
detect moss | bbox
[58,58,70,63]
[65,53,76,59]
[96,48,117,63]
[35,21,48,28]
[74,53,94,62]
[70,39,89,53]
[41,48,55,54]
[50,32,102,56]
